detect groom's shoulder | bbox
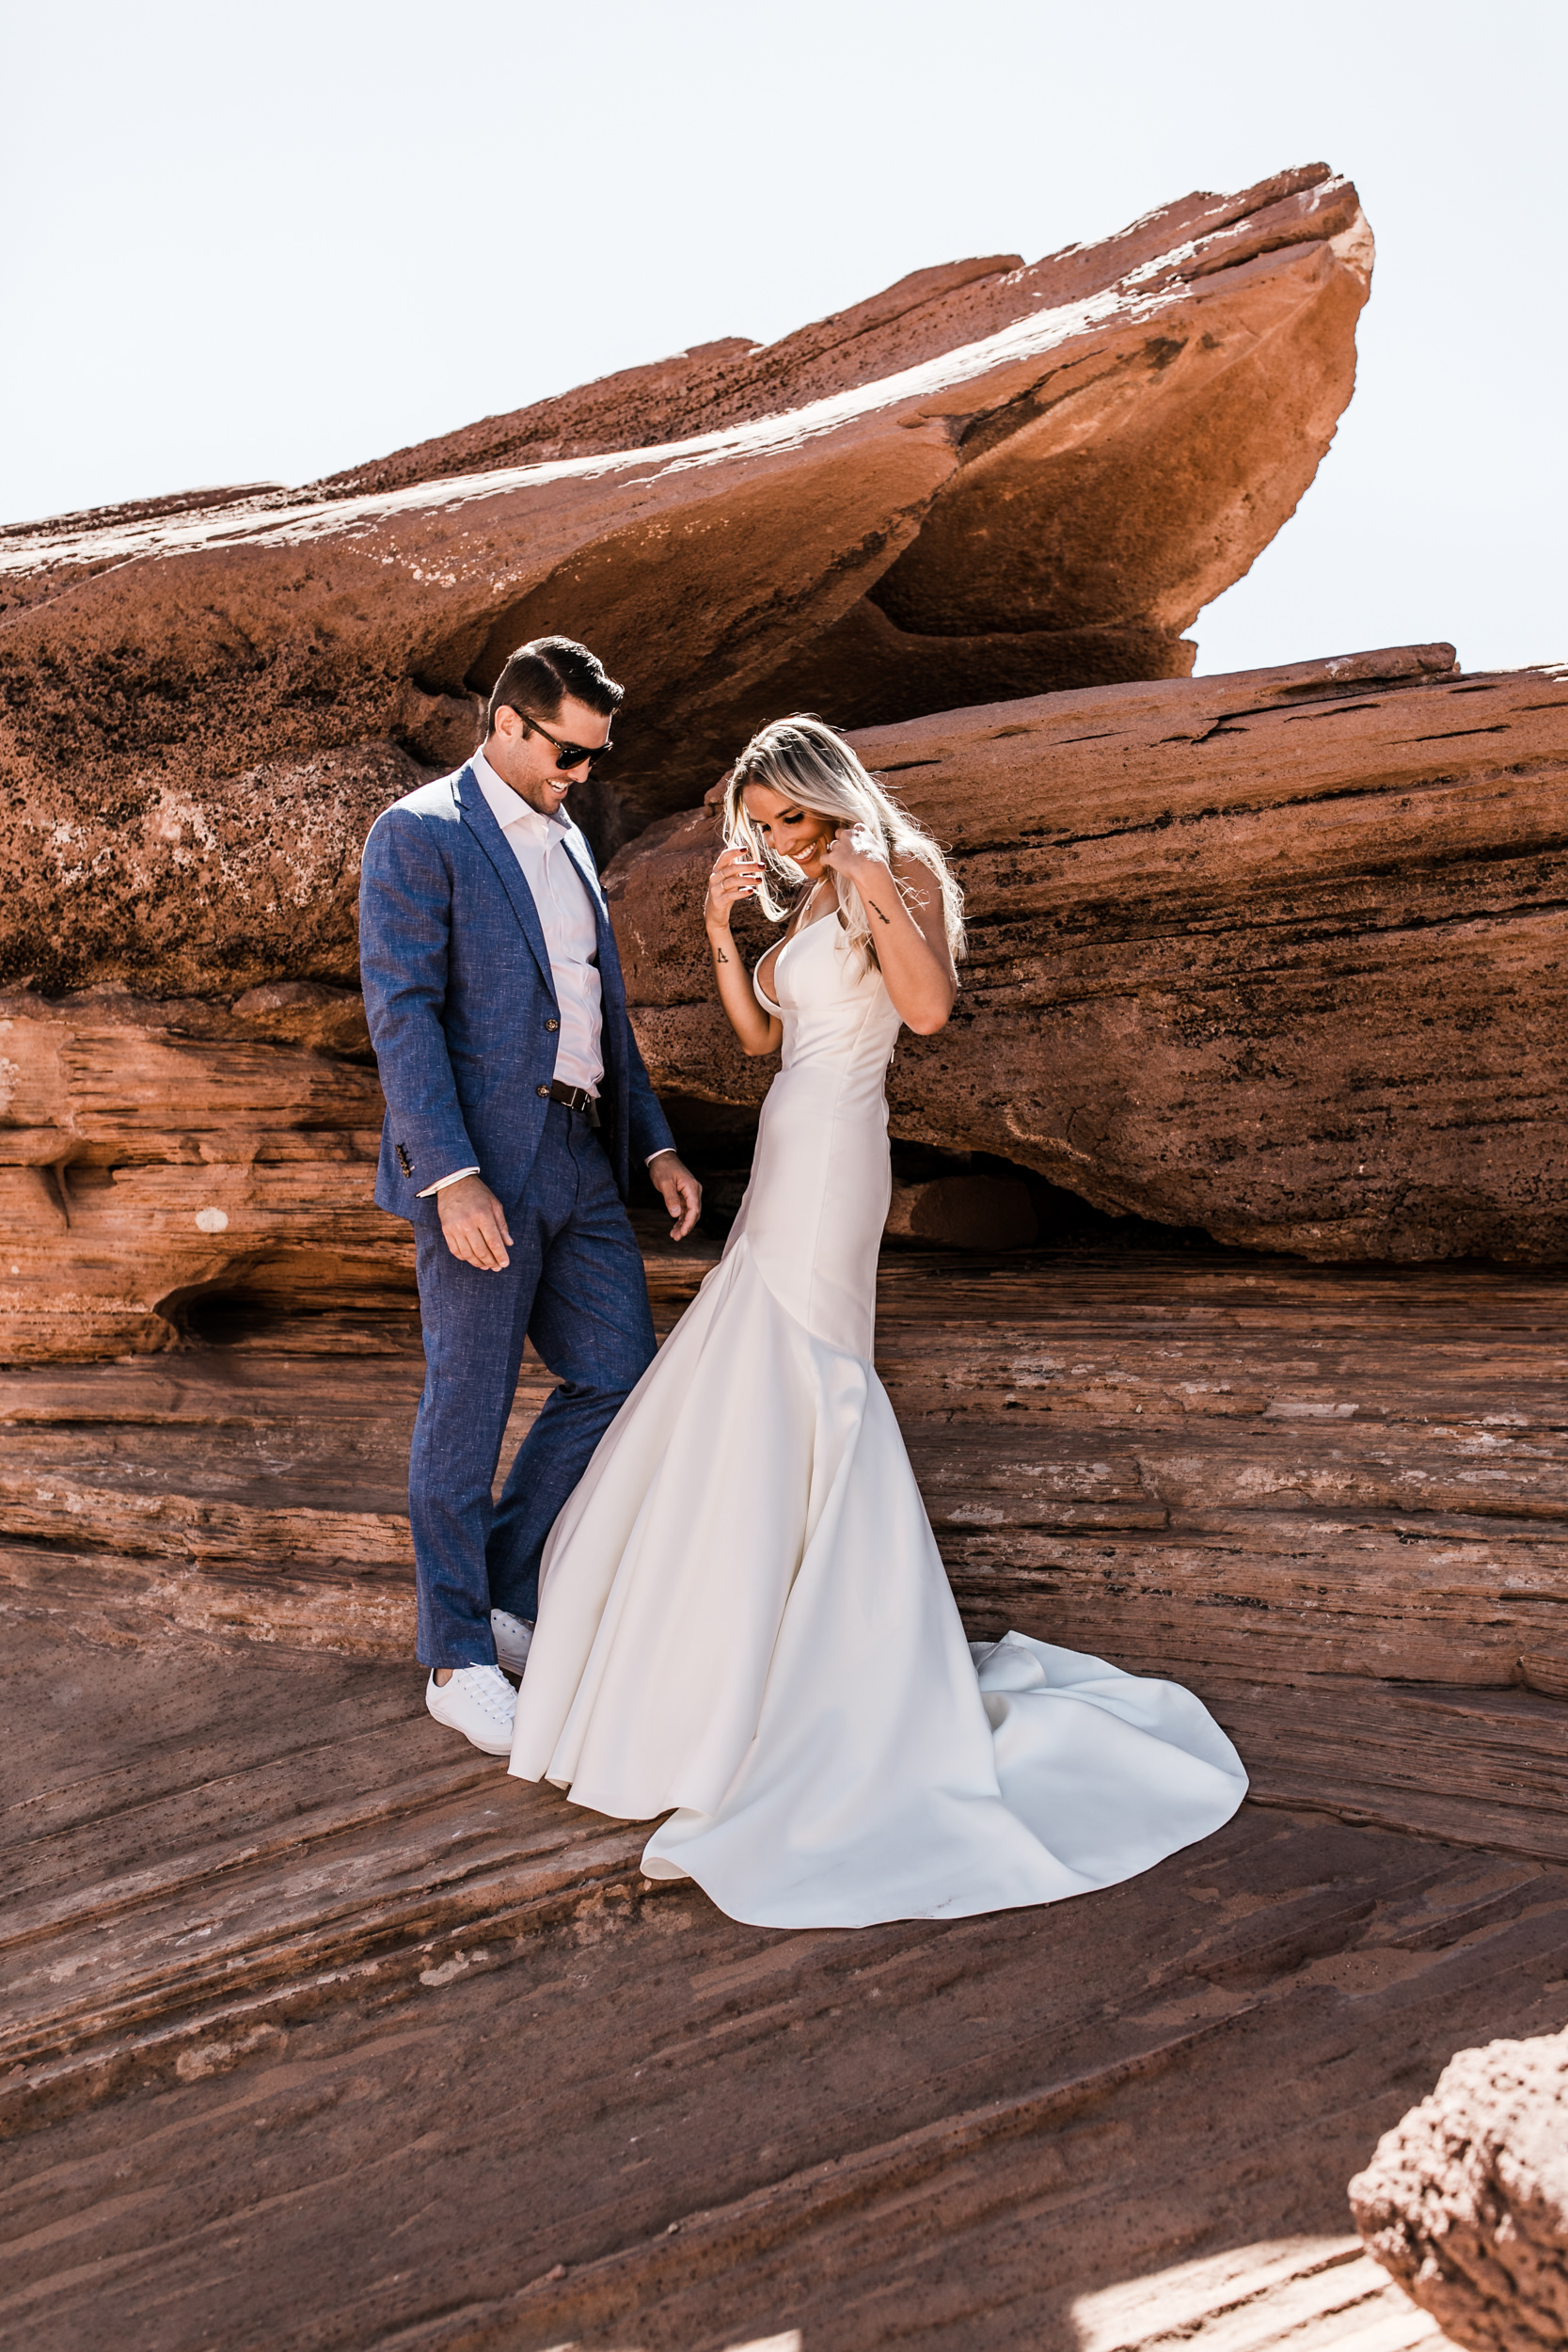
[366,764,474,850]
[386,762,474,823]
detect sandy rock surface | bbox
[8,1617,1513,2352]
[0,164,1369,994]
[6,1236,1565,2351]
[613,647,1568,1262]
[1351,2030,1568,2352]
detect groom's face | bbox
[485,695,612,818]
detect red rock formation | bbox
[0,165,1370,993]
[1351,2029,1568,2351]
[610,646,1568,1263]
[0,984,400,1359]
[8,644,1564,1358]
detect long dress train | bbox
[509,912,1245,1928]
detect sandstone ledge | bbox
[610,649,1568,1263]
[0,984,403,1359]
[0,166,1369,992]
[2,1606,1548,2352]
[5,1248,1566,1864]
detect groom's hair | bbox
[485,637,624,736]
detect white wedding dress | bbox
[509,910,1246,1927]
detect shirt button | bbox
[536,1084,550,1098]
[545,1018,559,1031]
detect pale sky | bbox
[7,0,1564,675]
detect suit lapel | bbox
[454,765,555,999]
[561,827,605,916]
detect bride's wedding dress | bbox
[509,910,1245,1927]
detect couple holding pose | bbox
[358,636,1244,1930]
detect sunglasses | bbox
[518,711,613,773]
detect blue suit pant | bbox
[408,1101,656,1667]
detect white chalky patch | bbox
[195,1206,229,1233]
[419,1951,472,1989]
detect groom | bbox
[359,636,701,1756]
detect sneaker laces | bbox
[450,1664,515,1726]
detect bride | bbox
[509,716,1245,1927]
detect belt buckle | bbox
[552,1079,597,1120]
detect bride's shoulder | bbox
[891,846,943,911]
[891,843,939,882]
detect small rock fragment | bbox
[1350,2027,1568,2352]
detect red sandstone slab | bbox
[613,657,1568,1261]
[0,167,1369,995]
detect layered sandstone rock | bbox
[10,1608,1561,2352]
[612,648,1568,1263]
[1351,2029,1568,2351]
[8,644,1564,1359]
[0,984,404,1359]
[7,1245,1568,1865]
[0,164,1370,993]
[6,1248,1568,2345]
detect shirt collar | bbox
[470,745,572,843]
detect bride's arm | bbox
[825,834,957,1035]
[704,845,784,1057]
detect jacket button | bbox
[545,1017,559,1032]
[536,1084,549,1098]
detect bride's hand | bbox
[705,845,764,930]
[821,824,889,886]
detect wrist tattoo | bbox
[715,945,729,963]
[865,898,893,926]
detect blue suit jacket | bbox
[358,763,674,1226]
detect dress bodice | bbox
[726,910,901,1359]
[753,909,903,1082]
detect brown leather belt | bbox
[545,1078,600,1124]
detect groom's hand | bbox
[649,1152,702,1242]
[436,1174,514,1271]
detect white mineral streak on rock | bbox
[0,279,1139,578]
[7,169,1357,585]
[1331,206,1378,281]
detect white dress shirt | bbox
[420,747,671,1194]
[473,746,604,1094]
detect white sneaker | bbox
[425,1663,516,1756]
[490,1608,534,1674]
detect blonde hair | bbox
[722,715,965,977]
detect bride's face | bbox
[741,782,836,878]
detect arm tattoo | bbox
[715,945,729,963]
[865,897,893,927]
